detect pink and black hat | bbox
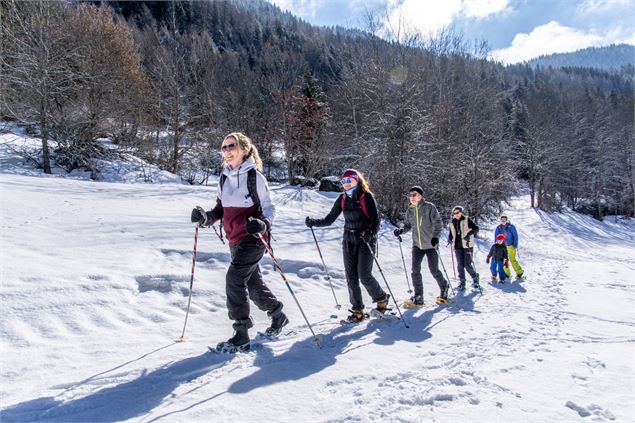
[341,169,359,181]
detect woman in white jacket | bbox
[191,132,287,353]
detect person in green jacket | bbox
[393,186,449,305]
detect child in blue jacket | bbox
[486,234,509,283]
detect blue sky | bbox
[269,0,635,63]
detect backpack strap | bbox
[247,168,261,214]
[360,193,369,218]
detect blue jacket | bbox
[494,223,519,248]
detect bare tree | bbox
[1,0,78,173]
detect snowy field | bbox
[1,132,634,422]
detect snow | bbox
[1,131,634,422]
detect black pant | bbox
[454,247,478,282]
[342,240,386,310]
[411,247,448,297]
[226,237,283,330]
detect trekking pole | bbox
[362,239,409,328]
[253,226,321,347]
[437,248,456,296]
[450,244,457,281]
[176,225,199,342]
[397,236,412,293]
[310,227,341,309]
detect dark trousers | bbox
[342,240,386,310]
[454,247,478,282]
[411,247,448,297]
[226,237,283,330]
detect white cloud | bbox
[269,0,325,19]
[491,21,601,63]
[491,20,635,64]
[384,0,508,38]
[463,0,509,18]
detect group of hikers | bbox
[190,132,525,353]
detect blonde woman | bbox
[191,132,287,353]
[305,169,389,323]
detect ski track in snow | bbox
[1,136,634,422]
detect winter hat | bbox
[452,206,464,213]
[496,234,506,242]
[341,169,359,181]
[409,186,424,196]
[500,212,509,219]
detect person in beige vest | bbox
[447,206,480,290]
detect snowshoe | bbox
[403,295,425,308]
[340,309,366,325]
[211,341,250,354]
[435,296,455,305]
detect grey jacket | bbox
[402,201,442,250]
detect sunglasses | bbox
[340,177,355,185]
[453,211,461,215]
[221,143,237,152]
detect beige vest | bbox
[449,217,474,248]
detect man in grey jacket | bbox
[393,186,449,305]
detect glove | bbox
[431,237,439,247]
[463,235,470,241]
[486,256,491,264]
[191,206,208,227]
[246,218,267,235]
[305,217,316,228]
[393,228,403,237]
[504,259,509,267]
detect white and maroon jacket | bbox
[211,156,275,245]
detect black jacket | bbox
[312,189,380,243]
[488,243,508,261]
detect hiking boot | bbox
[345,309,365,323]
[441,283,449,299]
[472,280,481,289]
[216,326,250,353]
[515,272,525,280]
[473,273,480,284]
[491,275,498,281]
[410,295,424,306]
[457,281,466,290]
[265,312,289,337]
[375,293,391,313]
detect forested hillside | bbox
[527,44,635,70]
[1,0,633,220]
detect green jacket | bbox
[402,201,442,250]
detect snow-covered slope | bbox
[1,137,634,422]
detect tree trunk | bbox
[40,99,51,174]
